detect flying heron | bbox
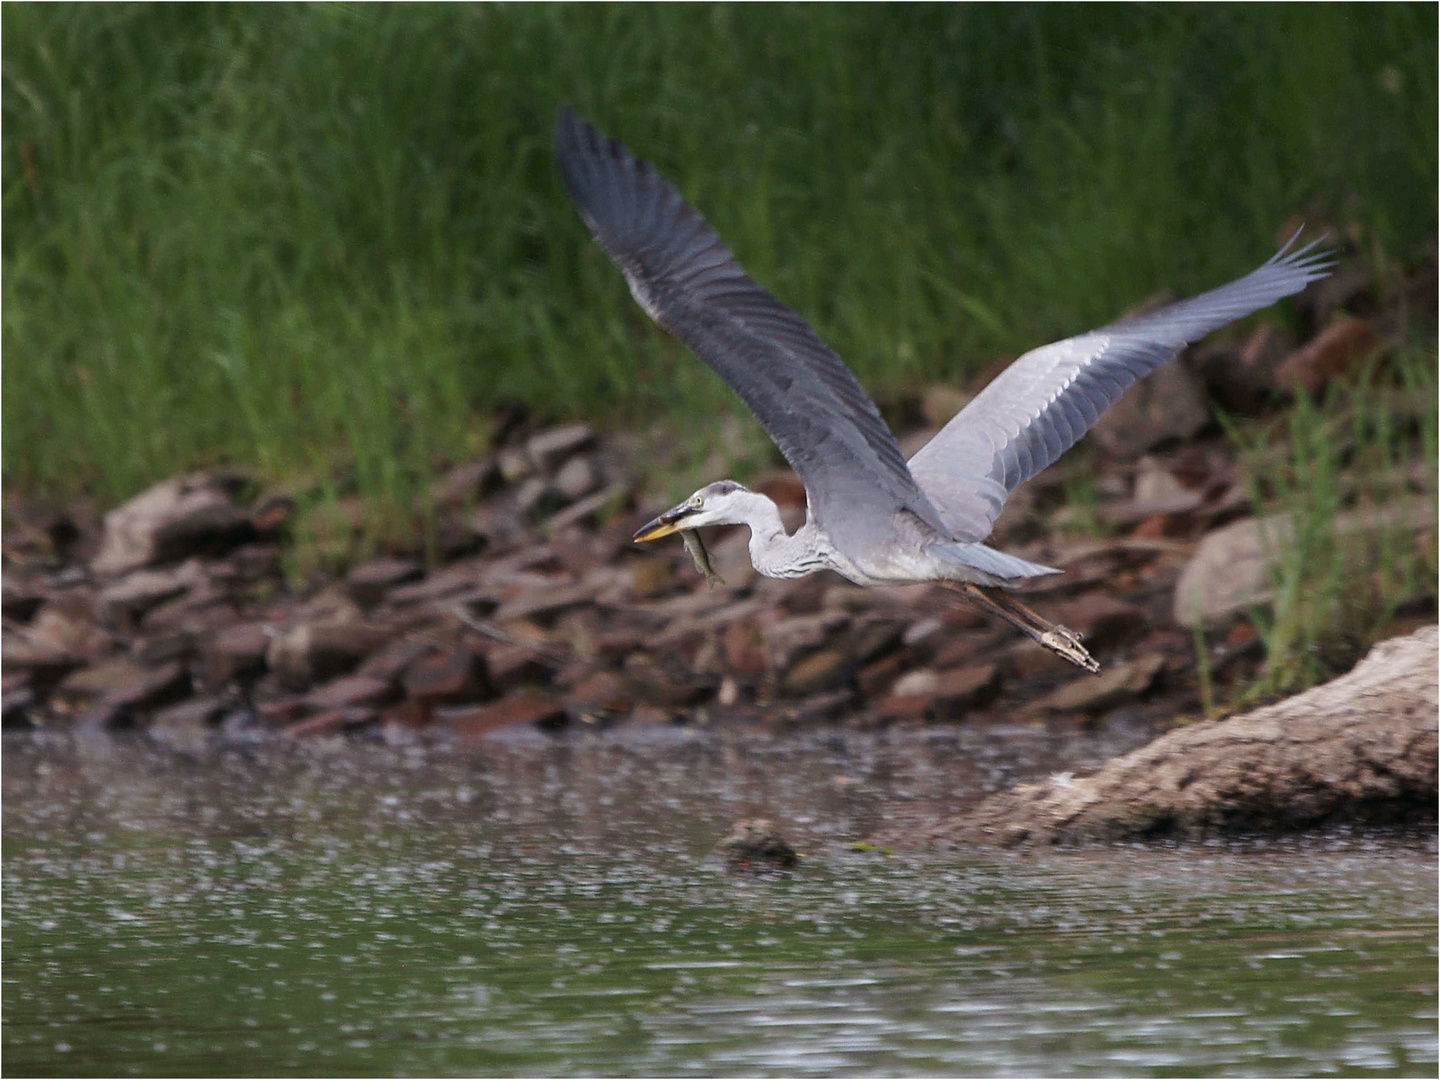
[555,108,1332,673]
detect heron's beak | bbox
[632,505,691,543]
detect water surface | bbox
[4,727,1435,1077]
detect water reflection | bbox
[4,730,1436,1077]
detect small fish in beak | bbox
[681,529,725,588]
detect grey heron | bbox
[555,108,1332,673]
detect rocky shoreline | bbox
[4,254,1435,828]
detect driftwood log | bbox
[921,625,1438,848]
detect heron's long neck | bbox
[736,492,830,579]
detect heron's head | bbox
[632,480,757,542]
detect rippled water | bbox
[4,727,1435,1077]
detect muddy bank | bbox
[914,626,1437,847]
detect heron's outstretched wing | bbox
[908,237,1334,541]
[555,108,949,556]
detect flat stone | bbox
[1091,360,1210,460]
[857,652,913,697]
[92,473,255,577]
[492,581,596,624]
[554,455,599,501]
[931,662,1002,712]
[1053,594,1151,652]
[527,424,595,474]
[1035,654,1165,713]
[307,674,396,712]
[1190,322,1296,415]
[205,622,271,684]
[623,654,708,708]
[1273,316,1377,393]
[266,621,389,690]
[430,457,500,506]
[448,691,566,739]
[1173,501,1434,628]
[496,446,534,484]
[96,560,206,627]
[346,558,423,609]
[58,658,151,702]
[402,648,490,704]
[782,649,850,696]
[545,482,633,533]
[762,612,849,670]
[484,644,552,693]
[356,638,437,682]
[566,670,628,712]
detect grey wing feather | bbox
[908,236,1334,541]
[555,107,950,556]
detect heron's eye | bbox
[691,497,704,509]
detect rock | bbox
[307,674,397,712]
[515,476,565,521]
[448,690,566,738]
[527,424,596,474]
[402,648,490,704]
[714,818,798,872]
[1034,654,1165,713]
[496,447,534,484]
[26,599,112,661]
[2,577,46,623]
[762,612,849,671]
[546,482,632,533]
[68,660,191,728]
[782,649,850,696]
[1053,594,1151,652]
[492,581,597,624]
[1191,322,1296,415]
[623,653,709,708]
[873,693,935,723]
[1173,501,1434,628]
[356,638,436,683]
[266,622,388,690]
[430,457,500,506]
[1273,316,1378,393]
[891,668,940,698]
[1102,460,1205,526]
[1091,360,1210,460]
[204,622,271,685]
[925,626,1438,846]
[96,560,206,627]
[931,662,1002,713]
[565,669,628,712]
[92,473,255,577]
[484,644,553,693]
[346,558,423,609]
[2,639,81,689]
[554,455,599,501]
[721,620,768,679]
[857,652,913,697]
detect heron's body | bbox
[555,108,1333,672]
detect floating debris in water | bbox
[715,818,798,872]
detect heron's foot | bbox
[948,582,1103,675]
[1038,627,1101,674]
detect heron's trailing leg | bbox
[946,582,1101,674]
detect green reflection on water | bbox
[5,818,1435,1078]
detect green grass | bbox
[5,4,1435,517]
[1224,348,1437,701]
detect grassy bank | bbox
[4,4,1435,512]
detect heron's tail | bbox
[926,541,1061,586]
